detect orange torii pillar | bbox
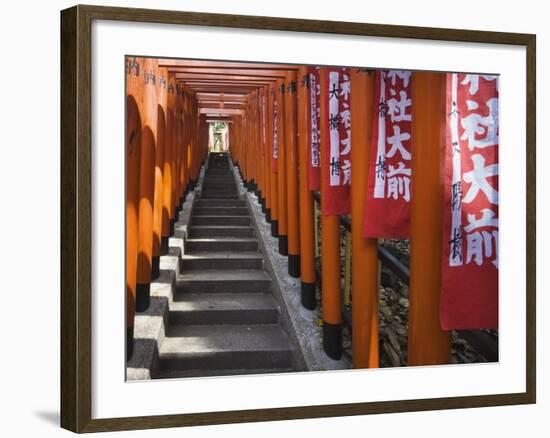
[161,74,175,245]
[262,87,272,223]
[125,56,143,360]
[408,72,452,365]
[252,92,262,201]
[319,67,342,359]
[350,69,379,368]
[285,71,301,277]
[171,85,181,220]
[184,93,191,191]
[151,67,167,278]
[276,79,288,255]
[135,57,158,312]
[269,86,280,238]
[178,88,188,203]
[167,74,177,235]
[251,95,259,189]
[248,93,257,190]
[259,91,268,215]
[297,66,316,308]
[244,112,250,184]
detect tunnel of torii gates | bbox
[126,57,463,369]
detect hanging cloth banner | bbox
[321,67,351,216]
[272,89,278,173]
[440,73,499,330]
[308,67,321,190]
[363,70,413,238]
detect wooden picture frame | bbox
[60,4,536,433]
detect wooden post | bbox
[172,84,181,220]
[135,57,158,312]
[350,69,379,368]
[263,86,272,223]
[179,87,188,202]
[319,67,342,360]
[151,66,166,279]
[276,79,288,255]
[297,66,317,309]
[166,74,177,236]
[285,71,301,277]
[162,74,175,243]
[408,71,452,365]
[125,56,143,360]
[270,86,280,237]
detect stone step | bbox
[196,198,246,207]
[201,189,238,195]
[181,251,263,270]
[158,324,293,371]
[202,179,236,185]
[155,367,294,379]
[203,172,233,176]
[169,292,278,325]
[194,207,248,216]
[201,185,237,191]
[200,192,239,200]
[191,215,250,226]
[204,171,232,176]
[185,237,258,252]
[188,225,254,238]
[176,269,270,293]
[202,181,237,190]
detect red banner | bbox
[272,88,278,173]
[441,73,499,330]
[308,67,321,190]
[321,67,351,216]
[364,70,412,238]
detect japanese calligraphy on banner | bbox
[308,67,321,190]
[321,67,351,215]
[364,70,413,238]
[441,73,499,330]
[272,91,278,173]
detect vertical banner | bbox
[272,89,278,173]
[363,70,413,238]
[321,67,351,215]
[309,67,321,190]
[441,73,499,329]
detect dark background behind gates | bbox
[0,0,546,437]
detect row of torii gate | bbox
[126,57,452,368]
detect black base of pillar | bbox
[322,321,342,360]
[261,198,266,214]
[266,208,271,223]
[278,235,288,256]
[179,196,184,207]
[288,254,301,278]
[301,282,317,310]
[135,283,150,313]
[169,218,175,236]
[271,220,279,237]
[160,236,169,255]
[126,325,134,362]
[151,255,160,280]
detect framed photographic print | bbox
[60,4,536,433]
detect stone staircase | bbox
[154,152,295,379]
